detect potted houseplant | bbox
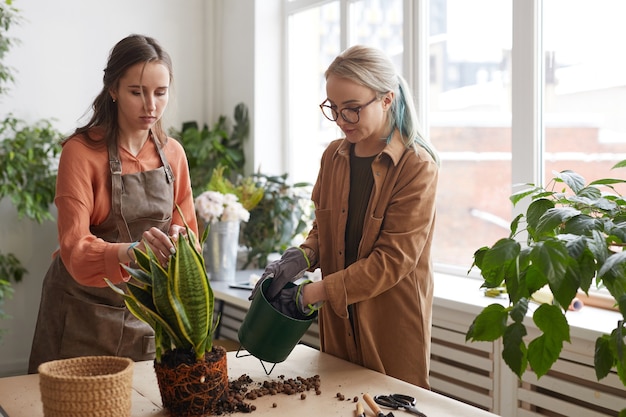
[196,164,263,277]
[171,103,249,197]
[466,162,626,413]
[241,172,313,269]
[105,216,226,416]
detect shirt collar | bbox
[335,129,406,166]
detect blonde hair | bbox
[325,45,439,165]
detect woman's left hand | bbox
[142,227,176,266]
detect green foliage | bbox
[242,172,313,268]
[467,163,626,392]
[0,116,62,223]
[0,1,62,338]
[0,252,26,282]
[106,216,218,362]
[171,103,249,196]
[0,0,20,97]
[0,276,14,337]
[206,165,263,212]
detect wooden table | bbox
[0,344,499,417]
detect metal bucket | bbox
[203,220,239,282]
[238,278,316,365]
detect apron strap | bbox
[153,133,175,184]
[107,138,133,243]
[107,131,176,243]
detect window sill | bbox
[433,272,622,342]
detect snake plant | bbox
[106,222,218,362]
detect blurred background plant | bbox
[170,102,249,197]
[0,0,63,338]
[241,172,313,269]
[171,102,314,269]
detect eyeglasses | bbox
[319,96,378,124]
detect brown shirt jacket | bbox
[302,132,438,388]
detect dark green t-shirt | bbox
[345,145,376,267]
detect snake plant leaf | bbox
[121,264,152,286]
[104,278,156,329]
[105,277,184,349]
[170,229,212,359]
[133,246,152,272]
[126,280,156,311]
[149,255,189,349]
[109,206,216,362]
[121,262,152,285]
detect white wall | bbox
[0,0,212,376]
[0,0,286,377]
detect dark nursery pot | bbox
[154,345,228,417]
[238,278,317,364]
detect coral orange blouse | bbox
[54,130,198,287]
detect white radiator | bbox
[432,302,626,417]
[430,309,496,412]
[515,327,625,417]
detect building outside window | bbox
[285,0,626,278]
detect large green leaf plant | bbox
[466,162,626,397]
[106,218,218,362]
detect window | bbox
[429,0,512,273]
[285,0,626,279]
[285,0,404,185]
[543,0,626,188]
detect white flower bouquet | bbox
[195,191,250,224]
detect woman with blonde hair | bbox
[255,45,439,388]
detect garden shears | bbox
[374,393,428,417]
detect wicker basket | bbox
[38,356,134,417]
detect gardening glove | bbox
[249,247,311,301]
[268,281,322,320]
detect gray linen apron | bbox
[28,134,175,373]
